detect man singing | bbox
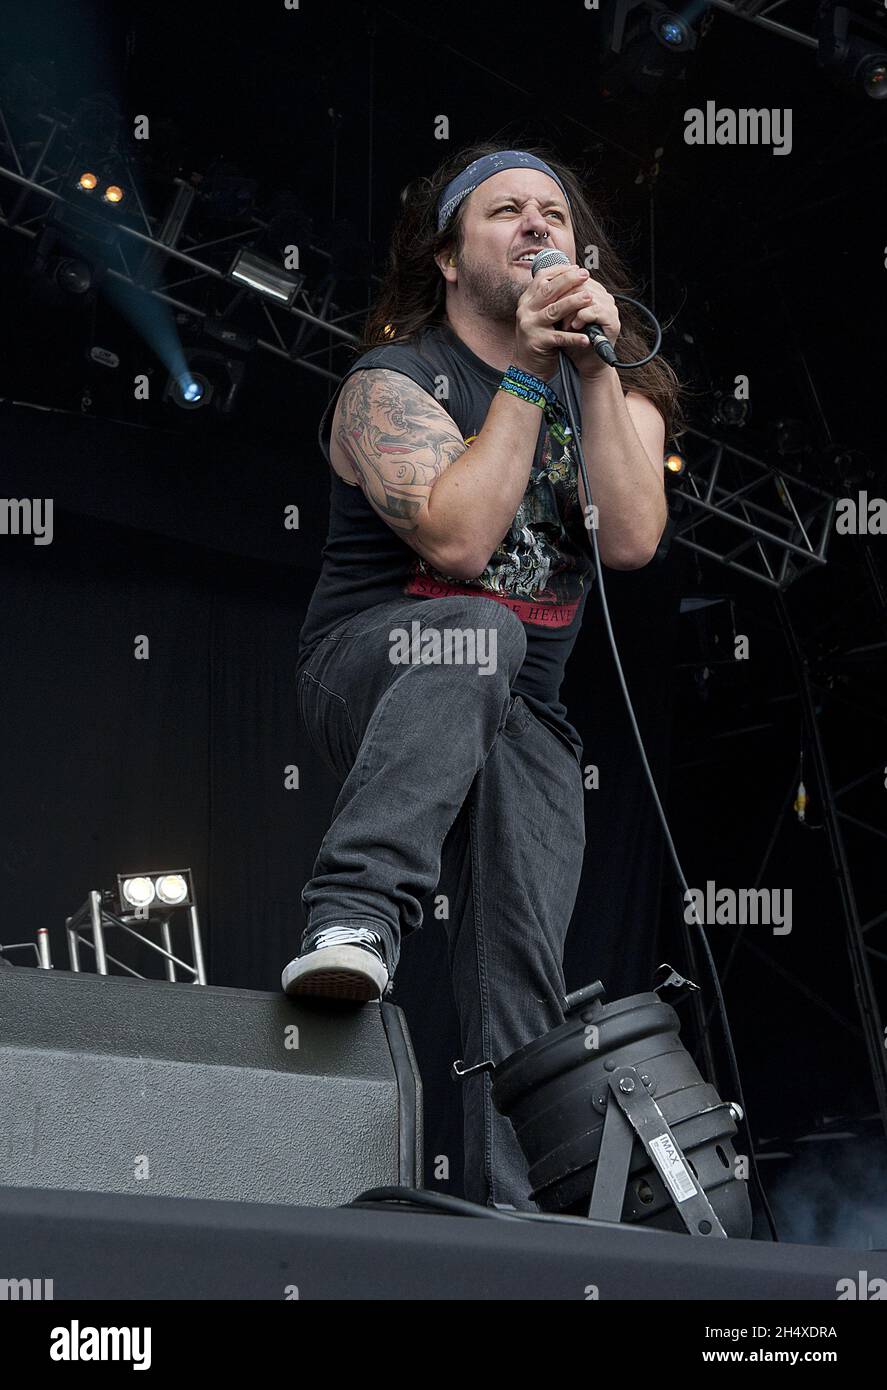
[283,141,683,1210]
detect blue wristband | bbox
[502,364,557,406]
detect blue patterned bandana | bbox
[436,150,571,232]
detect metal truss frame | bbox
[670,426,838,591]
[611,0,820,54]
[690,555,887,1142]
[706,0,887,61]
[0,104,362,386]
[62,890,208,985]
[785,614,887,1138]
[705,0,819,50]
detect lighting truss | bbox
[702,589,887,1139]
[610,0,821,54]
[0,104,362,386]
[789,642,887,1139]
[61,887,208,985]
[704,0,819,50]
[670,426,838,590]
[707,0,887,72]
[684,528,887,1139]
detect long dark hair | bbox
[360,139,686,442]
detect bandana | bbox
[436,150,571,232]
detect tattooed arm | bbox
[332,367,545,579]
[333,369,467,567]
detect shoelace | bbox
[310,924,385,954]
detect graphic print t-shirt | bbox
[296,321,596,763]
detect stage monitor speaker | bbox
[0,966,422,1206]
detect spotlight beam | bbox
[2,207,344,384]
[0,209,350,385]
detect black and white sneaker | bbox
[281,924,392,1002]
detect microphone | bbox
[530,248,618,367]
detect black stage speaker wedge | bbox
[0,966,422,1206]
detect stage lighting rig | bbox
[115,870,194,915]
[601,1,706,96]
[0,82,360,389]
[167,368,213,411]
[817,3,887,100]
[667,426,838,589]
[706,1,887,101]
[164,344,248,416]
[26,150,132,308]
[228,247,304,306]
[164,352,240,414]
[48,868,207,983]
[75,168,126,204]
[65,95,134,220]
[455,978,752,1235]
[608,0,704,55]
[665,450,687,476]
[712,390,750,430]
[651,9,698,53]
[28,224,107,308]
[53,256,94,295]
[162,312,255,416]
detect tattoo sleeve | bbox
[333,369,467,544]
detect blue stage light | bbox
[660,20,683,46]
[653,12,694,51]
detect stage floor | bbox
[1,1182,882,1300]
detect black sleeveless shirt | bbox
[296,321,596,764]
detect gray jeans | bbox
[297,595,586,1211]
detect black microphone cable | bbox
[556,343,780,1243]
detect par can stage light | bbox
[457,980,752,1237]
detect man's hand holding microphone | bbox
[513,258,621,382]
